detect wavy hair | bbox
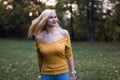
[28,9,60,38]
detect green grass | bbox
[0,38,120,80]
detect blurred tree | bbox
[86,0,95,41]
[113,3,120,26]
[93,0,120,41]
[0,0,43,38]
[0,0,120,41]
[56,0,87,41]
[55,0,75,40]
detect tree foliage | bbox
[0,0,120,41]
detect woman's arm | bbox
[68,60,77,80]
[34,36,42,74]
[68,60,75,73]
[63,30,77,80]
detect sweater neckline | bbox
[35,36,69,44]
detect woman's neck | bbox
[47,27,57,33]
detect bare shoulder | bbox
[34,32,44,41]
[59,28,69,37]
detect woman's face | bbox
[47,11,58,27]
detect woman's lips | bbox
[51,22,56,24]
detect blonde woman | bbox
[28,9,77,80]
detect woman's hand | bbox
[70,73,77,80]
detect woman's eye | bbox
[49,16,53,19]
[49,16,57,19]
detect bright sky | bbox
[103,0,114,10]
[42,0,114,10]
[40,0,57,6]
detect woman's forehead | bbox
[49,12,57,16]
[47,12,58,21]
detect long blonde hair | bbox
[28,9,60,38]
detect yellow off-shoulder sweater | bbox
[35,36,73,75]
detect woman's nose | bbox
[53,18,57,21]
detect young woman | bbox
[28,9,77,80]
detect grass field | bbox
[0,38,120,80]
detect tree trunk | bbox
[70,4,75,41]
[86,0,95,41]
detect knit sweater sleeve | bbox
[65,36,73,60]
[34,42,42,64]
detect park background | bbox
[0,0,120,80]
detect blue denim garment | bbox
[40,73,69,80]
